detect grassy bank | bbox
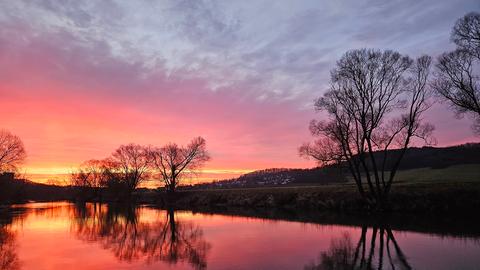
[156,182,480,213]
[384,164,480,184]
[154,165,480,214]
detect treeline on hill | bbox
[0,176,153,204]
[190,143,480,189]
[0,177,73,204]
[192,167,346,189]
[379,143,480,170]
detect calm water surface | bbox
[0,202,479,270]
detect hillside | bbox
[191,143,480,189]
[192,166,346,189]
[0,178,73,204]
[374,143,480,170]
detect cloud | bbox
[2,0,478,99]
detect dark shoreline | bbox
[6,181,479,214]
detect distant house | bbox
[0,172,15,182]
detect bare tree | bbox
[71,159,111,201]
[300,49,434,208]
[452,12,480,58]
[150,137,210,194]
[71,160,108,187]
[433,12,480,134]
[109,144,151,195]
[0,130,26,173]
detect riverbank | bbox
[3,174,480,215]
[153,181,480,214]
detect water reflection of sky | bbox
[1,202,479,270]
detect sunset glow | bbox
[1,1,478,184]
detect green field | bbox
[325,164,479,186]
[393,164,480,184]
[337,164,480,187]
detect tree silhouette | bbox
[0,130,26,173]
[108,144,151,197]
[300,49,434,208]
[149,137,210,194]
[433,12,480,134]
[70,159,111,202]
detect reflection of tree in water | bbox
[72,204,211,269]
[0,226,20,270]
[305,226,411,270]
[0,212,21,270]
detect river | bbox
[0,202,479,269]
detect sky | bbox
[0,0,479,184]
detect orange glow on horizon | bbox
[3,84,316,185]
[23,166,257,176]
[22,166,274,186]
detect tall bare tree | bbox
[150,137,210,193]
[0,130,26,173]
[433,12,480,134]
[300,49,434,208]
[109,144,151,195]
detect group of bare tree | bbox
[71,136,210,200]
[0,130,210,202]
[300,12,480,209]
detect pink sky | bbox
[0,1,478,184]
